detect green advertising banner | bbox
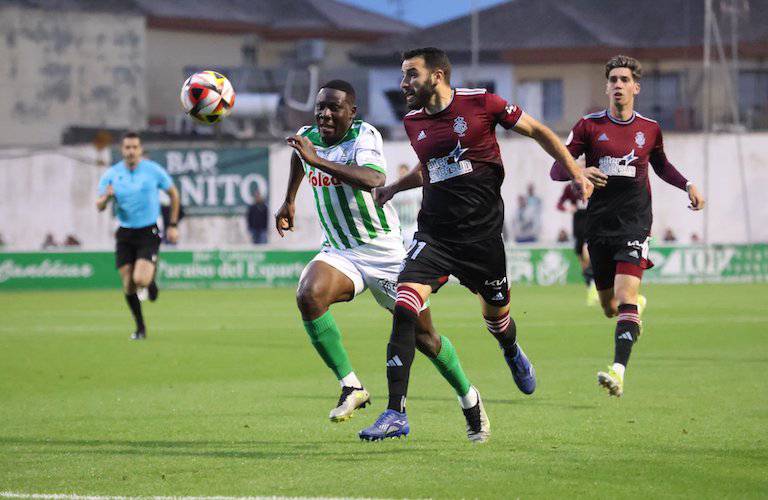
[112,147,270,216]
[644,244,768,284]
[156,250,315,289]
[505,244,768,285]
[0,250,315,291]
[1,244,766,291]
[0,251,119,290]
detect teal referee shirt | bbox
[98,160,174,228]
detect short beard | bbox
[407,80,436,110]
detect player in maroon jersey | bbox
[556,183,599,306]
[359,47,592,441]
[550,55,705,397]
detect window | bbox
[542,80,563,123]
[516,79,563,124]
[739,71,768,128]
[635,73,681,129]
[462,80,496,94]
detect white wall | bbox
[0,6,146,146]
[0,147,115,249]
[1,133,766,250]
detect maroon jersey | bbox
[557,183,588,212]
[404,88,523,242]
[551,110,688,242]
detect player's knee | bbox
[133,274,152,288]
[296,283,327,316]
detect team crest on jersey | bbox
[635,131,646,148]
[453,116,468,136]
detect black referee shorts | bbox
[398,232,510,307]
[115,224,161,269]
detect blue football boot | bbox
[504,345,536,395]
[358,409,410,441]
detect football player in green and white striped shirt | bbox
[277,80,489,442]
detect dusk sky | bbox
[337,0,510,27]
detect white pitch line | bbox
[0,493,385,500]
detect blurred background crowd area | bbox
[0,0,766,251]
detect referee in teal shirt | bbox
[96,132,180,340]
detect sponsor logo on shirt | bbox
[453,116,468,136]
[307,169,341,187]
[505,104,517,115]
[598,133,609,141]
[598,150,638,177]
[417,130,427,141]
[426,140,473,183]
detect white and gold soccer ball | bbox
[180,70,236,124]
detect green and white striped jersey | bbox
[297,120,400,250]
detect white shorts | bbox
[299,236,406,311]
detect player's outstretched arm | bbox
[513,113,593,200]
[275,152,304,237]
[373,163,423,206]
[649,134,705,211]
[286,135,385,191]
[685,183,705,211]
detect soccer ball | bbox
[180,71,235,124]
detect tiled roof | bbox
[351,0,768,64]
[5,0,414,37]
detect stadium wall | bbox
[0,133,766,251]
[0,5,146,147]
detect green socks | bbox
[429,335,472,397]
[303,311,353,380]
[304,312,470,398]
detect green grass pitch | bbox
[1,283,766,498]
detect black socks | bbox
[614,304,640,366]
[125,293,145,332]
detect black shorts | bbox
[115,225,161,269]
[587,236,653,291]
[398,232,510,307]
[572,210,588,255]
